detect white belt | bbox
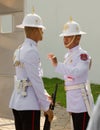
[64,84,84,91]
[65,83,94,117]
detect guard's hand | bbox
[44,90,53,104]
[48,53,58,66]
[44,109,54,122]
[47,95,53,104]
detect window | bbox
[0,14,13,33]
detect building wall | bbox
[0,0,100,83]
[0,0,100,84]
[0,75,14,118]
[0,0,24,118]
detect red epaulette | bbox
[80,53,88,61]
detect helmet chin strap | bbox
[66,35,76,48]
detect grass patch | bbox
[91,84,100,102]
[43,77,100,107]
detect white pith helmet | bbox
[16,12,45,30]
[59,17,86,37]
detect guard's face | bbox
[63,35,81,49]
[36,28,43,41]
[31,28,43,42]
[63,36,75,48]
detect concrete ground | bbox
[0,104,71,130]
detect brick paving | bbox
[0,104,71,130]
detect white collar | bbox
[24,38,37,47]
[68,45,81,53]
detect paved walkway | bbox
[0,104,71,130]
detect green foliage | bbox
[91,84,100,103]
[43,77,66,107]
[43,77,100,107]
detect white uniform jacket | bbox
[55,45,91,113]
[9,38,50,111]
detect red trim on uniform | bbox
[32,111,35,130]
[80,54,88,61]
[82,112,86,130]
[67,76,73,79]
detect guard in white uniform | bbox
[48,17,94,130]
[9,11,53,130]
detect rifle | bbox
[43,83,58,130]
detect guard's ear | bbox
[76,35,81,40]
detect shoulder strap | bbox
[13,44,22,67]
